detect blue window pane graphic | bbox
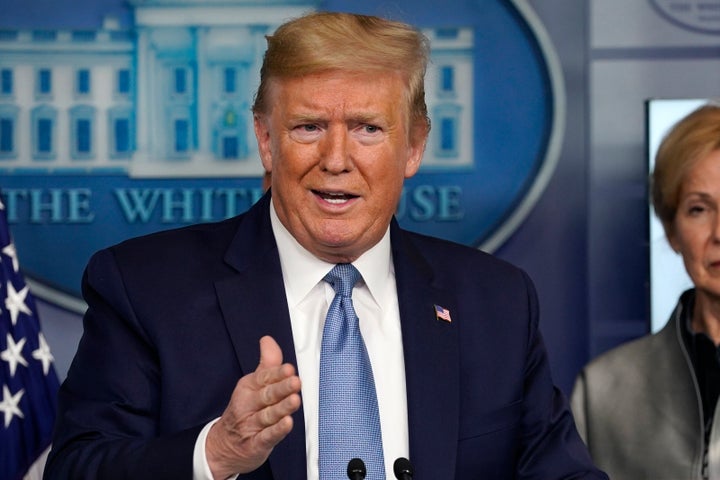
[174,68,186,94]
[224,68,236,93]
[223,136,238,158]
[1,69,12,94]
[0,118,13,152]
[33,30,56,41]
[72,31,95,42]
[175,119,188,152]
[436,28,459,39]
[441,66,454,92]
[441,117,455,151]
[39,69,52,94]
[0,31,18,41]
[77,69,90,94]
[77,119,91,153]
[115,118,130,153]
[118,69,130,94]
[38,118,52,152]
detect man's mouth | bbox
[314,190,358,204]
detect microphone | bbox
[393,457,414,479]
[347,458,367,479]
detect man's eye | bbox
[363,125,379,133]
[301,124,318,132]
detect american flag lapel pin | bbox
[434,304,452,323]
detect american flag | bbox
[0,195,59,480]
[434,304,452,323]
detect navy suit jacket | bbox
[46,192,605,479]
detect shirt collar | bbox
[680,289,720,362]
[269,201,394,309]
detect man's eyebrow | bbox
[351,112,381,122]
[287,112,324,122]
[287,111,386,124]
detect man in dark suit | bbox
[45,11,606,480]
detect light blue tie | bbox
[319,263,385,479]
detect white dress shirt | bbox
[193,204,409,479]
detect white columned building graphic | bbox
[0,1,474,178]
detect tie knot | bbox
[324,263,361,298]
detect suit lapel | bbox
[391,221,460,479]
[214,193,307,479]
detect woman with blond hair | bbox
[572,103,720,480]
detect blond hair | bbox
[652,103,720,233]
[252,11,430,131]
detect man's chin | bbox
[308,235,369,264]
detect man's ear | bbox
[254,114,273,173]
[404,123,428,178]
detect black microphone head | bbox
[347,458,367,479]
[393,457,414,478]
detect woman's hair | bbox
[251,11,431,131]
[651,103,720,233]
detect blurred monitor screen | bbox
[647,98,708,333]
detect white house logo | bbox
[0,0,564,312]
[650,0,720,34]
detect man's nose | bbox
[319,127,353,173]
